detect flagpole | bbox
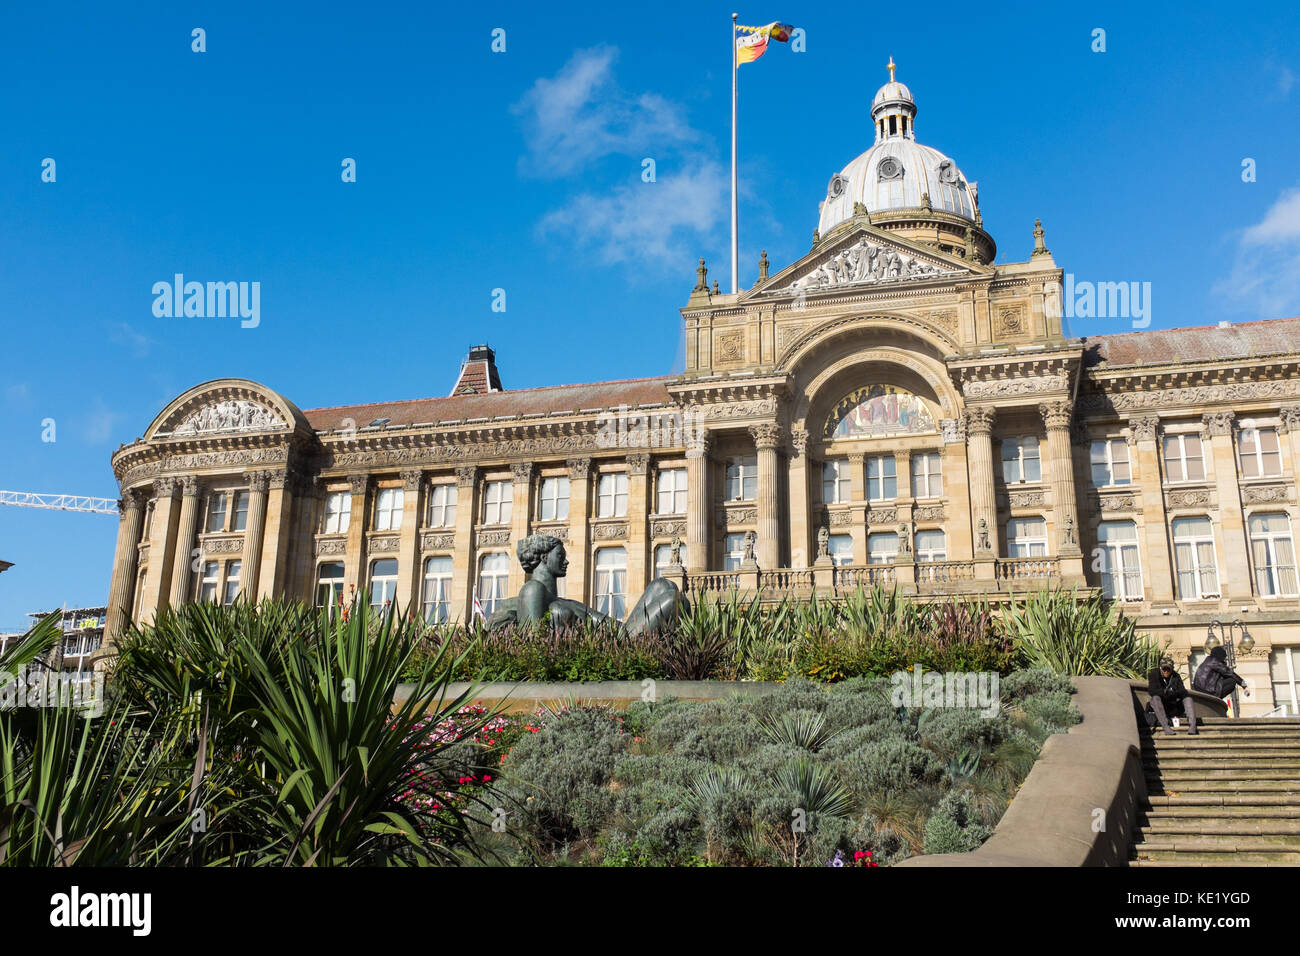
[730,12,739,295]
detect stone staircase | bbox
[1131,717,1300,866]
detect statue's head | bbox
[518,533,568,577]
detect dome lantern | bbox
[871,57,916,144]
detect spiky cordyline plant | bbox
[1003,587,1165,677]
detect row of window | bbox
[822,453,943,503]
[1089,429,1285,489]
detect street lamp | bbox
[1206,619,1253,717]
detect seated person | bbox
[1193,646,1250,703]
[1146,656,1197,736]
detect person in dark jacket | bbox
[1146,657,1198,735]
[1193,646,1250,702]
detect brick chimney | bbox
[450,344,503,396]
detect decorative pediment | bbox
[749,227,979,300]
[171,399,287,436]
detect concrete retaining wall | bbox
[900,677,1228,867]
[394,679,788,713]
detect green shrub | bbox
[922,789,994,854]
[1004,588,1164,677]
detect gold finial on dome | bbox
[887,56,896,82]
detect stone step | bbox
[1144,793,1300,807]
[1147,768,1300,781]
[1197,717,1300,726]
[1146,779,1300,794]
[1142,725,1300,736]
[1138,819,1300,836]
[1141,741,1300,754]
[1134,835,1300,852]
[1143,761,1300,774]
[1138,804,1300,819]
[1130,851,1300,865]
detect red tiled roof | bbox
[1083,317,1300,368]
[303,376,676,431]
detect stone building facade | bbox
[106,71,1300,715]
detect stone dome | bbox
[818,60,979,236]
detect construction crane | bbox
[0,491,117,515]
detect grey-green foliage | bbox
[922,789,995,854]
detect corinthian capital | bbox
[1038,400,1074,431]
[401,469,424,492]
[685,431,712,460]
[153,476,180,498]
[789,426,809,458]
[964,406,995,437]
[455,466,477,488]
[1279,405,1300,435]
[243,470,271,493]
[1201,410,1236,437]
[626,453,650,476]
[566,458,591,480]
[749,422,783,451]
[1127,414,1161,445]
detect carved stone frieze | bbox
[912,505,946,522]
[1098,493,1139,513]
[591,522,629,541]
[827,510,855,527]
[717,506,758,526]
[1242,483,1294,505]
[420,532,456,551]
[1165,488,1213,509]
[1078,380,1300,414]
[781,237,956,293]
[329,434,604,469]
[204,537,244,555]
[963,373,1070,400]
[866,507,898,526]
[940,418,965,444]
[689,399,778,422]
[651,519,687,538]
[1006,490,1046,508]
[315,536,346,556]
[171,399,285,436]
[369,535,400,553]
[477,529,511,547]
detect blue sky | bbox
[1,0,1298,627]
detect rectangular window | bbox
[1270,647,1300,717]
[725,457,758,502]
[827,534,854,567]
[1249,512,1298,597]
[477,553,510,616]
[375,488,404,531]
[1006,516,1048,558]
[596,473,628,518]
[422,556,454,624]
[369,558,399,611]
[206,493,227,533]
[1239,427,1283,479]
[911,452,943,499]
[822,459,851,504]
[723,532,747,572]
[654,543,687,577]
[232,491,250,532]
[1097,521,1143,601]
[1001,436,1042,484]
[1090,439,1132,488]
[324,492,352,534]
[594,547,628,618]
[222,561,242,606]
[1163,434,1205,483]
[315,562,345,611]
[427,484,457,528]
[867,532,899,564]
[483,480,513,525]
[866,455,897,502]
[657,468,688,515]
[1172,516,1220,600]
[199,561,220,603]
[914,530,946,563]
[537,476,571,522]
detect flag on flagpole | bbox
[735,21,793,64]
[472,588,486,623]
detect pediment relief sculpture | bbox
[171,399,285,436]
[779,238,957,294]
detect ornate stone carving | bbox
[651,519,687,538]
[456,466,477,488]
[1128,415,1161,444]
[742,530,757,563]
[1007,490,1047,509]
[171,399,285,436]
[718,507,758,526]
[166,446,289,471]
[329,434,604,469]
[369,535,400,553]
[912,505,946,522]
[963,373,1070,400]
[153,476,179,497]
[685,432,712,459]
[690,399,778,422]
[591,522,629,541]
[817,526,829,558]
[1166,489,1213,509]
[670,535,683,565]
[976,517,991,553]
[995,305,1028,338]
[348,474,369,495]
[897,523,912,554]
[401,469,424,492]
[964,406,995,436]
[243,470,271,493]
[940,418,965,444]
[790,426,809,457]
[714,330,745,364]
[776,323,811,353]
[117,488,144,513]
[1078,380,1300,413]
[828,510,855,527]
[1280,405,1300,435]
[510,462,534,483]
[1062,514,1077,549]
[478,529,511,546]
[421,532,455,551]
[749,422,783,450]
[315,536,346,555]
[1243,484,1293,505]
[1202,410,1236,437]
[783,238,952,293]
[928,309,958,333]
[1038,400,1073,431]
[1099,493,1139,513]
[204,537,244,554]
[866,507,898,526]
[180,475,200,496]
[268,469,292,490]
[626,453,649,476]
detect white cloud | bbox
[83,396,124,445]
[513,46,699,178]
[107,321,156,358]
[4,383,31,406]
[1214,185,1300,319]
[538,162,727,270]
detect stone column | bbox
[965,406,999,579]
[396,469,424,614]
[104,488,145,643]
[508,462,534,594]
[168,476,202,608]
[626,453,651,602]
[343,474,370,602]
[941,418,973,559]
[750,422,782,569]
[566,458,592,601]
[239,471,271,600]
[1204,411,1252,603]
[258,469,295,600]
[685,433,712,572]
[452,467,478,622]
[137,477,181,625]
[851,452,867,565]
[1280,407,1300,479]
[787,427,811,567]
[1041,400,1085,584]
[1128,415,1174,603]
